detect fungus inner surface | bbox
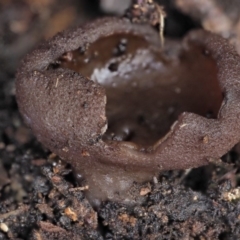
[57,33,223,147]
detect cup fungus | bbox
[16,17,240,206]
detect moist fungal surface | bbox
[59,33,223,147]
[16,17,240,204]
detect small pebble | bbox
[0,223,9,232]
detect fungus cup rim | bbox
[16,17,240,203]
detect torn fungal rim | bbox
[16,17,240,202]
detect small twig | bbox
[55,78,59,88]
[69,186,89,192]
[157,5,166,48]
[0,205,29,220]
[125,0,166,49]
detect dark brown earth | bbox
[1,0,240,239]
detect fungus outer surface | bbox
[16,17,240,205]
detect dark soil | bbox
[1,0,240,239]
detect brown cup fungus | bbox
[16,17,240,206]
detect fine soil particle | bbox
[1,0,240,239]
